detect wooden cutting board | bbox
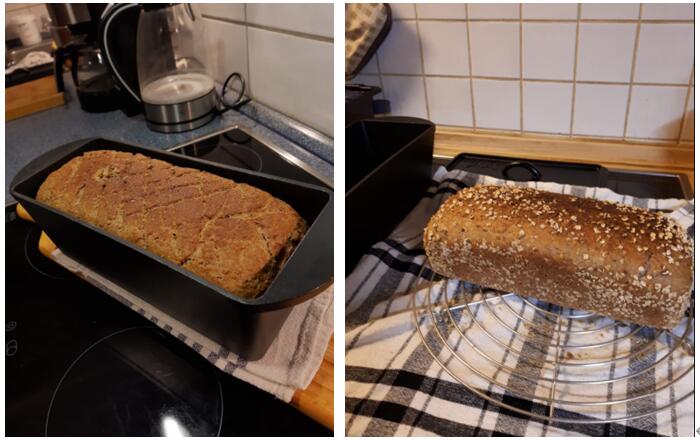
[6,75,64,121]
[16,203,333,430]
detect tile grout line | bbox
[414,7,431,120]
[374,55,386,100]
[465,4,477,128]
[622,3,643,140]
[433,125,694,145]
[201,14,333,43]
[568,4,582,137]
[519,3,524,134]
[676,64,694,143]
[243,5,252,94]
[393,18,694,24]
[376,72,690,87]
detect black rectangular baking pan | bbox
[346,116,435,275]
[441,153,692,199]
[441,152,608,187]
[10,138,333,361]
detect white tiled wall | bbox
[197,3,333,136]
[355,3,695,143]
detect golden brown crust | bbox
[36,150,306,299]
[423,185,693,329]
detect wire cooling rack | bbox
[409,260,694,425]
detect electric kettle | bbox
[99,3,217,133]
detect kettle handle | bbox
[98,3,142,103]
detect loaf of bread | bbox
[423,185,693,329]
[36,150,306,299]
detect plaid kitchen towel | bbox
[50,249,333,402]
[346,167,694,437]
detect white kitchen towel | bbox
[346,167,694,437]
[5,51,53,75]
[51,248,333,402]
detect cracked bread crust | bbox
[36,150,307,299]
[423,185,693,329]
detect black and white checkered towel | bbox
[346,167,694,436]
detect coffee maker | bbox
[47,3,127,113]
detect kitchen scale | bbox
[5,126,331,437]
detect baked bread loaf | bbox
[424,185,693,329]
[36,150,306,299]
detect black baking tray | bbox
[440,153,608,187]
[346,116,435,275]
[438,153,692,199]
[10,138,333,360]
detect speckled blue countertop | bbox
[6,74,333,202]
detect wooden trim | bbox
[291,337,334,430]
[434,126,694,190]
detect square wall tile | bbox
[577,24,636,82]
[358,55,379,75]
[426,77,472,126]
[469,23,519,78]
[6,4,32,12]
[246,4,333,39]
[635,24,694,84]
[383,75,428,118]
[196,3,245,21]
[523,82,572,134]
[201,18,248,84]
[468,4,520,19]
[680,87,694,141]
[389,3,416,19]
[352,74,384,98]
[522,4,578,19]
[627,86,687,139]
[377,20,422,74]
[523,23,576,80]
[642,3,694,20]
[573,84,629,137]
[30,4,48,20]
[419,22,469,76]
[416,3,466,19]
[472,79,520,130]
[248,28,333,136]
[580,3,640,20]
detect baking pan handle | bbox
[257,192,334,310]
[10,139,95,192]
[503,161,542,181]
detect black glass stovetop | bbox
[5,127,331,437]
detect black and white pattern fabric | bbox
[346,167,694,437]
[50,249,333,402]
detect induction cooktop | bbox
[5,126,332,437]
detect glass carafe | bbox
[99,3,218,131]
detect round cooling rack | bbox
[409,260,695,425]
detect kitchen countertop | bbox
[6,73,334,201]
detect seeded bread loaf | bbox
[424,185,693,329]
[36,150,306,299]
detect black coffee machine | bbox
[47,3,135,113]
